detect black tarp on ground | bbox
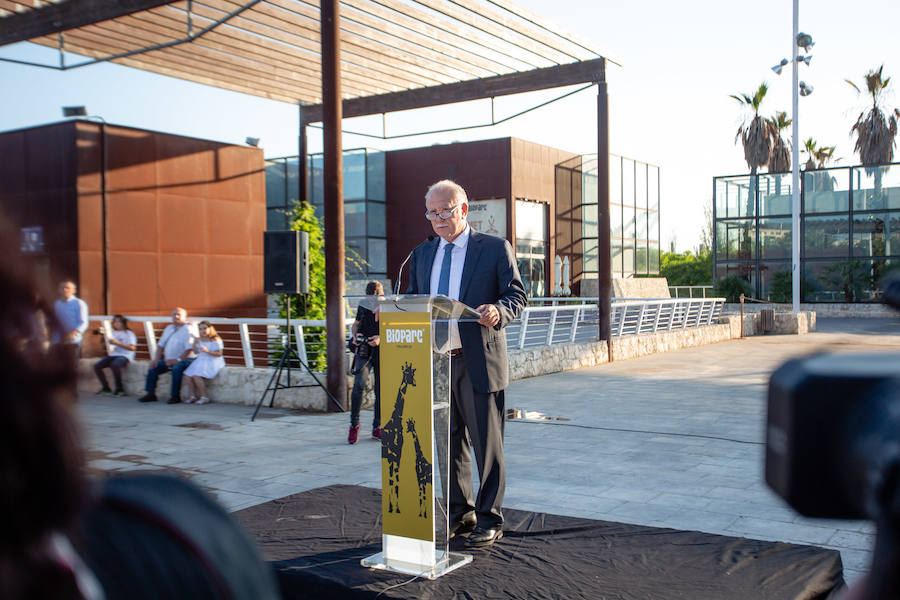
[235,484,845,600]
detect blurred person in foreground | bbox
[0,225,279,599]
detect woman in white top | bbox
[93,314,138,396]
[184,321,225,405]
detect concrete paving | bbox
[76,316,900,585]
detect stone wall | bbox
[611,277,670,298]
[724,302,893,318]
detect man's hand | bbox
[165,359,177,366]
[476,304,500,328]
[367,335,380,347]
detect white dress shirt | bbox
[429,224,470,350]
[157,322,199,362]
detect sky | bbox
[1,0,898,252]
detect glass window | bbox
[623,203,635,239]
[803,215,849,259]
[758,218,791,260]
[758,174,792,216]
[635,243,648,274]
[804,169,848,213]
[286,158,301,206]
[266,208,288,231]
[715,176,755,218]
[610,202,623,238]
[852,165,900,211]
[365,151,385,202]
[803,259,878,303]
[759,262,792,302]
[515,240,547,297]
[367,238,386,274]
[636,209,648,241]
[622,240,635,275]
[515,201,547,242]
[648,241,660,273]
[308,155,324,206]
[648,210,660,245]
[583,239,599,273]
[345,201,366,236]
[582,170,598,205]
[853,212,900,257]
[265,160,287,209]
[582,203,598,238]
[611,242,623,277]
[715,219,754,261]
[367,201,385,237]
[343,151,367,201]
[346,238,366,277]
[622,158,635,207]
[635,162,647,211]
[648,166,659,212]
[609,155,622,206]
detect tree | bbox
[660,249,712,287]
[847,65,900,168]
[731,83,773,177]
[801,138,838,193]
[768,111,792,173]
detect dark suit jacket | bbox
[406,230,527,393]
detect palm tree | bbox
[768,111,792,173]
[846,65,900,169]
[801,138,837,192]
[731,83,773,177]
[731,83,772,231]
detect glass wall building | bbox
[556,153,660,292]
[713,163,900,302]
[266,149,387,280]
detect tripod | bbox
[251,294,343,421]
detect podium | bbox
[352,294,481,579]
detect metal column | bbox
[597,78,612,352]
[321,0,347,409]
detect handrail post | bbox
[239,323,254,368]
[637,303,647,334]
[617,305,627,336]
[546,309,558,345]
[652,301,662,333]
[570,307,581,343]
[295,324,308,365]
[519,310,530,349]
[144,320,157,359]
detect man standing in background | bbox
[52,279,88,360]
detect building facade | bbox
[713,163,900,302]
[265,137,661,297]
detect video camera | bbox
[766,274,900,598]
[348,333,373,375]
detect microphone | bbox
[395,235,435,295]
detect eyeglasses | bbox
[424,204,462,221]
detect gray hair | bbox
[425,179,468,206]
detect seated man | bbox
[138,307,198,404]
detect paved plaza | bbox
[77,317,900,585]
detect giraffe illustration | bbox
[406,418,432,518]
[382,362,416,514]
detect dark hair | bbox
[365,280,384,295]
[0,221,85,598]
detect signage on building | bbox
[20,226,45,254]
[468,198,506,238]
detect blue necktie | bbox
[437,242,454,296]
[435,243,453,348]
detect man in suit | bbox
[406,179,526,548]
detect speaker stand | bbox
[251,294,344,421]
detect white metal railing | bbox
[505,297,726,349]
[668,285,715,298]
[92,298,727,365]
[89,315,329,369]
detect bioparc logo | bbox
[385,328,424,345]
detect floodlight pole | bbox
[791,0,800,312]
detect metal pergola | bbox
[0,0,615,402]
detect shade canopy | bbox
[0,0,611,110]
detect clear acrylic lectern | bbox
[349,294,481,579]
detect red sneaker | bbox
[372,427,382,439]
[348,425,360,445]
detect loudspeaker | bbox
[264,231,309,294]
